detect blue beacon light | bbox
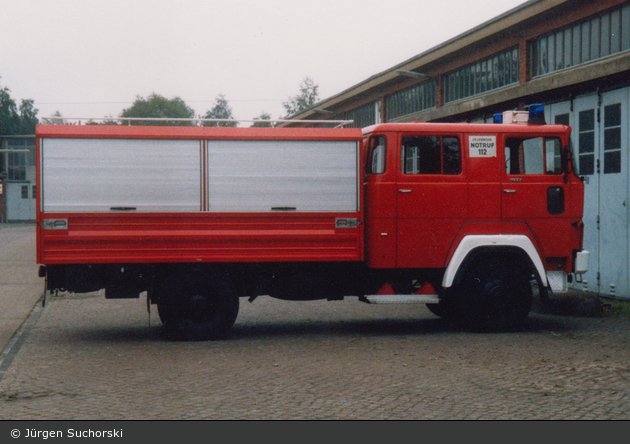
[528,103,546,125]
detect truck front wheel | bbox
[426,301,454,319]
[455,258,532,332]
[157,271,239,341]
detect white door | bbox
[570,94,600,294]
[599,88,629,298]
[6,182,36,221]
[569,89,630,299]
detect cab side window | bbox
[367,136,387,174]
[402,136,461,175]
[505,137,562,175]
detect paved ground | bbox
[0,224,44,353]
[0,224,629,420]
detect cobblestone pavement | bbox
[0,224,44,351]
[0,289,629,420]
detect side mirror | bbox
[562,144,571,183]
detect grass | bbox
[532,287,630,318]
[601,297,630,318]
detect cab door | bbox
[364,134,397,268]
[500,132,572,258]
[396,133,466,268]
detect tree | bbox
[120,93,195,126]
[18,99,39,134]
[283,77,319,117]
[251,112,273,128]
[203,94,237,127]
[42,111,69,125]
[87,116,120,126]
[0,80,39,135]
[0,85,20,135]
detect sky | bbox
[1,0,530,123]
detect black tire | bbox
[426,283,460,320]
[426,302,453,319]
[158,270,239,341]
[454,258,532,332]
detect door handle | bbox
[398,189,413,193]
[503,189,517,193]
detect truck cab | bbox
[362,107,588,330]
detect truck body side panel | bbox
[205,140,358,213]
[37,126,364,265]
[38,213,362,264]
[41,138,203,213]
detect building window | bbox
[555,113,570,126]
[346,101,381,128]
[7,138,35,181]
[531,3,630,78]
[444,48,519,103]
[578,110,596,176]
[385,80,436,120]
[9,151,26,181]
[604,103,622,174]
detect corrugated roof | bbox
[288,0,567,121]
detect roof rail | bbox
[40,117,355,128]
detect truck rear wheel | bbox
[455,258,532,332]
[158,271,239,341]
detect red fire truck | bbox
[36,106,589,340]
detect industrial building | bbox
[0,135,36,223]
[288,0,630,299]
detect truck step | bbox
[365,294,440,304]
